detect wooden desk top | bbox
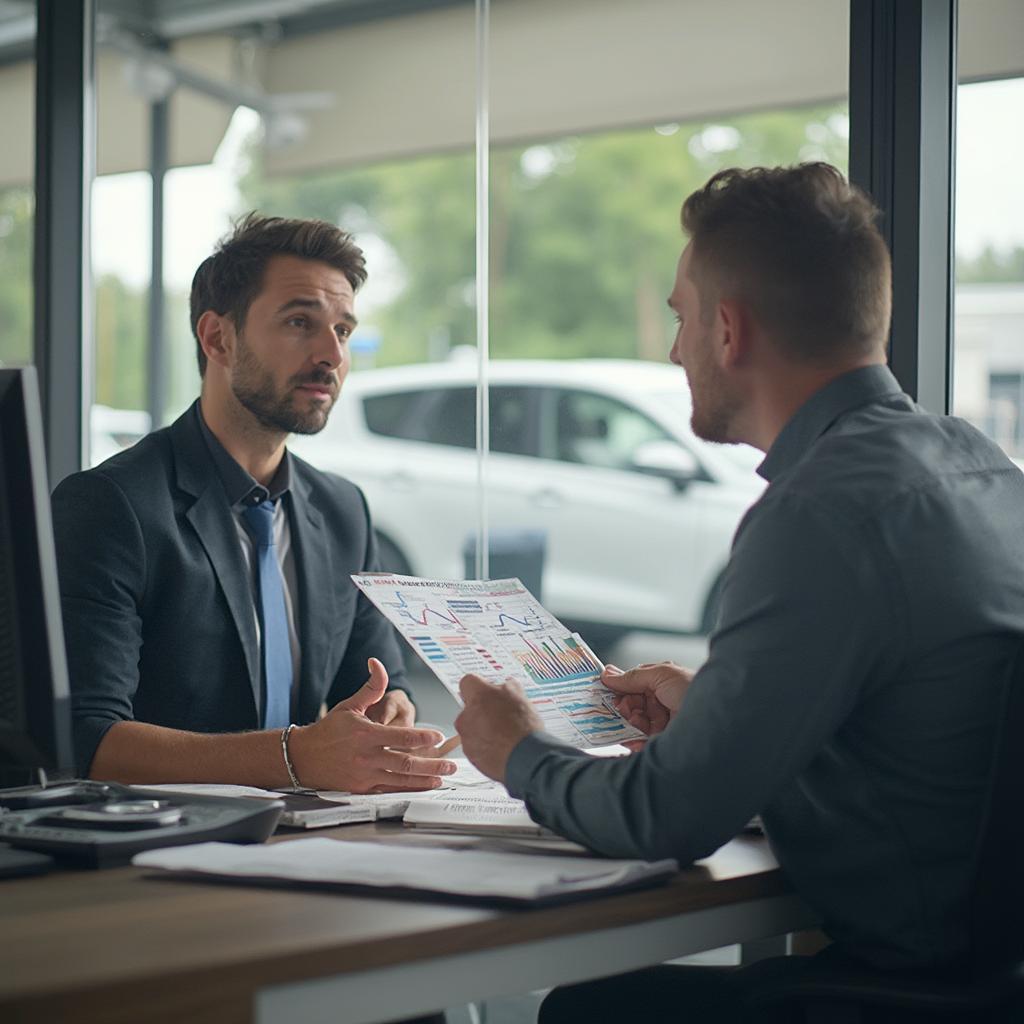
[0,825,785,1024]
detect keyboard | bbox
[0,782,283,869]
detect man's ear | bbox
[196,311,234,371]
[716,298,751,370]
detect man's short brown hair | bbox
[189,212,367,376]
[681,163,891,362]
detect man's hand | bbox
[602,661,694,750]
[289,658,458,792]
[455,675,543,783]
[365,686,415,727]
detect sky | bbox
[92,77,1024,300]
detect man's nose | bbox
[314,327,345,368]
[669,333,683,366]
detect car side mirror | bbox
[629,441,701,491]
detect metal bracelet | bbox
[280,723,303,791]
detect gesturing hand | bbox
[601,661,694,749]
[289,658,458,792]
[364,686,415,727]
[455,674,543,784]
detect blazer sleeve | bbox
[324,487,411,707]
[51,470,147,775]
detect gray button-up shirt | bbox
[506,364,1024,969]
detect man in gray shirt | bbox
[455,164,1024,1019]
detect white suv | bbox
[291,359,765,642]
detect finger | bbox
[503,677,528,699]
[601,664,664,694]
[364,702,393,725]
[368,722,445,749]
[626,710,651,733]
[458,674,492,702]
[338,658,389,715]
[390,695,416,727]
[377,750,459,777]
[622,739,647,752]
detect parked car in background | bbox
[292,359,765,643]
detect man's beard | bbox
[687,348,740,445]
[231,337,337,436]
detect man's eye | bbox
[336,326,352,340]
[286,316,308,329]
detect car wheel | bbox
[374,532,413,576]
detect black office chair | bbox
[754,643,1024,1024]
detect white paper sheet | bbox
[352,573,644,747]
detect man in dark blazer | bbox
[52,214,456,794]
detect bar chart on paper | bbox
[351,573,644,748]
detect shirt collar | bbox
[756,364,907,483]
[194,401,292,508]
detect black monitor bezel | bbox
[0,366,73,774]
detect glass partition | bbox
[952,1,1024,461]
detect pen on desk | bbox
[436,735,462,757]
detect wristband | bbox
[280,723,303,791]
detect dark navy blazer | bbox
[52,403,407,775]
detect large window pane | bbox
[952,1,1024,460]
[0,9,34,368]
[487,0,850,663]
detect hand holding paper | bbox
[456,675,544,783]
[601,661,694,748]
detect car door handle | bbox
[530,488,563,509]
[383,472,415,492]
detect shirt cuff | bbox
[505,730,580,799]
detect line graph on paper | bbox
[351,572,645,749]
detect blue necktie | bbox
[242,500,292,730]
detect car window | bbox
[363,391,419,439]
[362,386,537,456]
[548,389,676,469]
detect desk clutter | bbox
[131,755,678,907]
[133,836,677,906]
[1,755,681,907]
[0,781,283,868]
[148,757,556,835]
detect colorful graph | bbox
[516,635,602,684]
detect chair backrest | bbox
[970,640,1024,974]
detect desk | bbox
[0,825,817,1024]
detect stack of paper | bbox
[403,791,553,838]
[133,837,677,905]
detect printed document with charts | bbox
[351,573,644,748]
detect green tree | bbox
[0,187,34,366]
[239,101,849,367]
[94,274,147,410]
[957,245,1024,284]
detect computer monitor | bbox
[0,366,73,781]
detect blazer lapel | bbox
[170,408,261,715]
[289,463,333,714]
